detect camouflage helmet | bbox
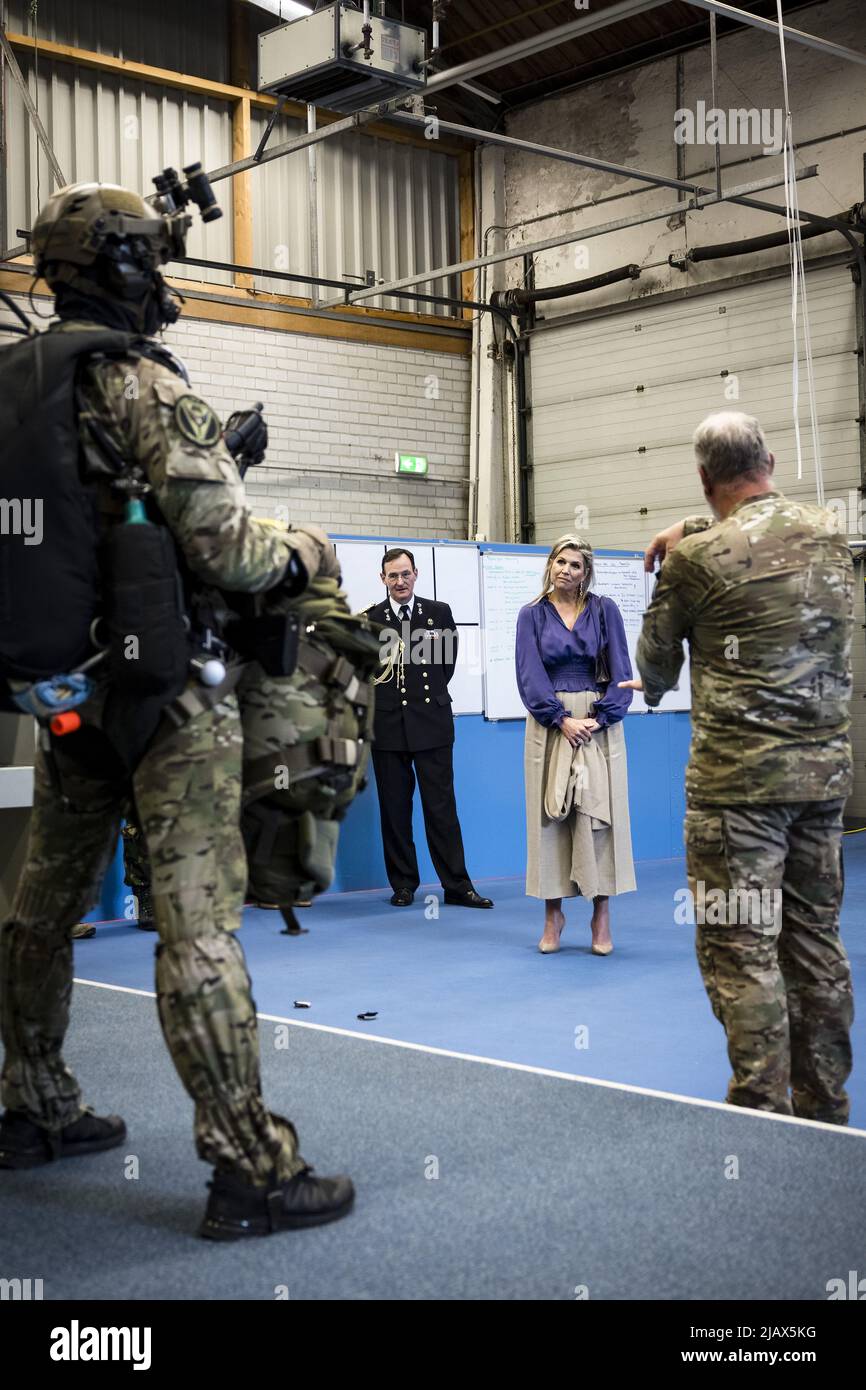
[31,182,181,287]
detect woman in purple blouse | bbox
[516,535,636,955]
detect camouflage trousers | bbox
[0,692,303,1184]
[684,798,854,1123]
[120,817,152,916]
[81,656,357,915]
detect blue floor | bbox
[74,837,866,1128]
[4,985,865,1299]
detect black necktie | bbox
[399,604,410,623]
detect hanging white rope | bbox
[776,0,824,504]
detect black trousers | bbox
[371,745,471,894]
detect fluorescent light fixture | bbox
[246,1,313,22]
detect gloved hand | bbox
[223,403,267,474]
[288,523,341,584]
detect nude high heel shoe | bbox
[538,912,565,954]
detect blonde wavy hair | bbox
[531,534,595,606]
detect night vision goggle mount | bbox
[147,161,223,258]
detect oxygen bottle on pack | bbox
[104,480,191,697]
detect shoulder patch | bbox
[174,394,221,447]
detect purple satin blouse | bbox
[515,594,634,729]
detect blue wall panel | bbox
[88,529,694,913]
[333,711,692,893]
[93,711,692,916]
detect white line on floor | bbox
[73,976,866,1140]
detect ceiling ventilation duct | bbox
[258,2,427,113]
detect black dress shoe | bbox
[390,889,415,907]
[443,888,494,909]
[0,1108,127,1169]
[200,1165,355,1241]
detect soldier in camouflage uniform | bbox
[75,563,380,937]
[72,813,155,938]
[626,411,854,1122]
[0,182,355,1236]
[120,817,155,926]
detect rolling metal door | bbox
[528,265,860,547]
[527,264,866,814]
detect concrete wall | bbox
[0,295,472,538]
[501,0,865,312]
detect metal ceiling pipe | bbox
[388,112,702,195]
[423,0,671,96]
[339,166,819,303]
[207,1,667,188]
[200,0,866,198]
[683,0,866,68]
[206,110,378,185]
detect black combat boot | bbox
[0,1108,127,1169]
[135,889,157,932]
[199,1164,355,1240]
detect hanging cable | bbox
[776,0,824,504]
[28,1,41,213]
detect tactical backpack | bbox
[236,572,382,921]
[0,325,190,721]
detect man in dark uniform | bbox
[364,548,492,910]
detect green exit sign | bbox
[395,452,429,476]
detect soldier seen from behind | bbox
[621,411,854,1122]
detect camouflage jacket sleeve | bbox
[82,355,293,593]
[683,514,713,537]
[636,546,716,706]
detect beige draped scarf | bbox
[524,690,636,901]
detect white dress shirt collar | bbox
[389,595,415,619]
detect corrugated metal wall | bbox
[4,0,230,81]
[2,0,462,309]
[3,54,234,277]
[250,110,461,310]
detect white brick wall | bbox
[0,296,472,538]
[162,316,471,537]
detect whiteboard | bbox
[643,567,691,715]
[433,544,481,623]
[331,537,484,714]
[480,548,691,721]
[334,540,434,616]
[480,551,544,722]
